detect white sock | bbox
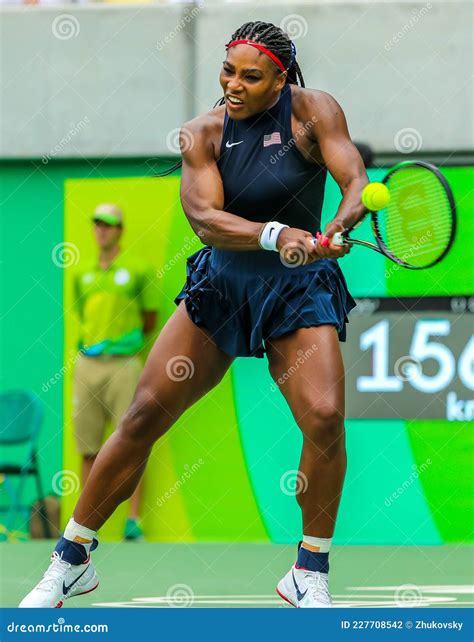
[63,518,97,554]
[302,535,332,553]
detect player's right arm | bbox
[180,116,263,251]
[180,115,330,262]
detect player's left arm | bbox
[307,91,369,239]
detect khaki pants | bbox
[73,354,142,456]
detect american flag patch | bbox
[263,132,281,147]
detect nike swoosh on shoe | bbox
[292,569,308,602]
[62,566,89,596]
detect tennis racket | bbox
[331,160,456,269]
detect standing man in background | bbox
[73,204,159,541]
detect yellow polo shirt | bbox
[73,254,159,356]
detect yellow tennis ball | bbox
[361,183,391,211]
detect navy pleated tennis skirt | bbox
[174,246,356,359]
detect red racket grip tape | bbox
[316,231,330,247]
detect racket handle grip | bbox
[332,232,345,246]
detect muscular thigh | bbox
[266,326,345,424]
[133,301,234,419]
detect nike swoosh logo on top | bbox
[292,570,308,602]
[63,567,88,595]
[226,140,243,148]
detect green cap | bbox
[93,203,123,226]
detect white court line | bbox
[93,597,283,609]
[132,595,457,604]
[334,595,457,601]
[349,585,474,593]
[135,595,279,599]
[92,600,474,608]
[92,584,474,608]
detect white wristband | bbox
[258,221,289,251]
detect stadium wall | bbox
[0,1,472,157]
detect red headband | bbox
[226,39,287,73]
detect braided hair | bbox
[157,21,304,175]
[227,21,305,87]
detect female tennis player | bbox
[21,21,368,609]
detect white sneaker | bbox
[19,551,99,608]
[277,564,332,608]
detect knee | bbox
[302,403,345,458]
[118,389,176,445]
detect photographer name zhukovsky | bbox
[416,620,463,630]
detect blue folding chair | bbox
[0,390,51,539]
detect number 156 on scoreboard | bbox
[343,311,474,421]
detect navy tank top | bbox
[217,84,327,233]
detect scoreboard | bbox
[342,296,474,421]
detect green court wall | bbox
[1,159,472,544]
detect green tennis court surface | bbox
[1,543,472,608]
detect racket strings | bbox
[377,167,453,267]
